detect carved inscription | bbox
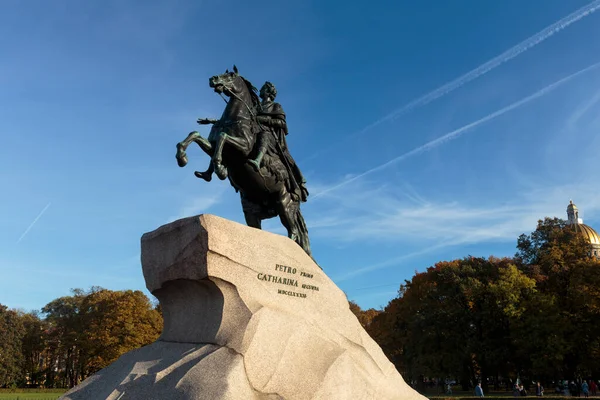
[301,284,319,291]
[257,273,298,287]
[278,289,307,298]
[256,263,320,299]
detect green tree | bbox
[19,311,48,386]
[366,215,599,388]
[42,288,87,388]
[0,304,25,387]
[516,217,600,379]
[370,257,537,391]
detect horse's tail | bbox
[294,207,313,260]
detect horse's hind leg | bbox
[244,211,262,230]
[274,189,312,257]
[275,189,299,243]
[294,210,312,257]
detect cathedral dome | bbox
[566,200,600,249]
[572,223,600,246]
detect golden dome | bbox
[572,223,600,246]
[566,200,600,247]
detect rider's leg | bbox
[248,131,268,171]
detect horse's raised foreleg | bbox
[192,135,213,155]
[176,131,199,167]
[212,133,252,180]
[176,131,213,167]
[194,162,214,182]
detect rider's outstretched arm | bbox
[197,118,218,125]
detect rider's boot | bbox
[249,132,267,172]
[248,151,265,172]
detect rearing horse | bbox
[175,66,312,257]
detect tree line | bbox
[2,216,598,390]
[0,287,162,388]
[350,217,600,391]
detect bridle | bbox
[218,76,265,130]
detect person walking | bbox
[536,382,544,397]
[475,383,485,398]
[582,381,589,398]
[513,384,521,398]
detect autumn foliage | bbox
[351,217,600,389]
[0,288,162,388]
[1,217,599,390]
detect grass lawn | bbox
[427,390,588,398]
[0,393,65,400]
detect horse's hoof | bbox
[176,144,188,167]
[215,165,228,180]
[176,153,188,167]
[194,171,212,182]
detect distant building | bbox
[566,200,600,257]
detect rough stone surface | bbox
[61,214,427,400]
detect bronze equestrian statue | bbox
[175,66,312,257]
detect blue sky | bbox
[2,0,600,311]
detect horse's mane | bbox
[241,76,260,110]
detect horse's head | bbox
[209,65,244,96]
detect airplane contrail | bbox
[312,61,600,199]
[17,202,51,244]
[302,0,600,163]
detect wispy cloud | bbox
[317,174,600,238]
[314,175,600,282]
[303,0,600,163]
[166,180,229,223]
[17,202,51,244]
[312,61,600,199]
[334,245,448,282]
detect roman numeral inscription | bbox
[256,264,320,299]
